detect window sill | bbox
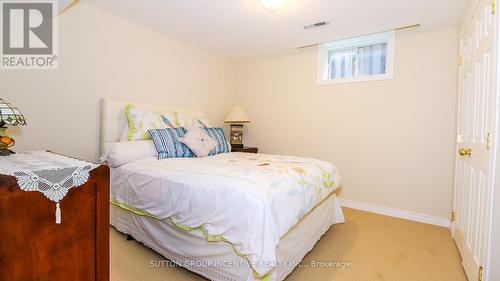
[317,74,394,86]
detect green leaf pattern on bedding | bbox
[125,104,167,141]
[125,104,212,141]
[110,152,339,280]
[224,153,337,223]
[319,166,335,188]
[163,111,211,128]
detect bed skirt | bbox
[110,193,344,281]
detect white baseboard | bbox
[338,198,451,228]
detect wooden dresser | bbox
[0,165,110,281]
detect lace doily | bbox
[0,151,98,224]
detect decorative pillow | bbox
[125,105,171,141]
[203,128,230,156]
[195,118,211,128]
[179,125,217,158]
[149,128,194,159]
[161,115,175,128]
[162,112,211,128]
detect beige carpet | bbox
[110,208,467,281]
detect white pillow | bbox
[179,125,216,157]
[105,140,157,168]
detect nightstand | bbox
[232,146,258,153]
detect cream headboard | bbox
[100,98,205,155]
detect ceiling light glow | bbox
[259,0,285,11]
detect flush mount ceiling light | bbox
[259,0,285,11]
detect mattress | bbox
[110,152,343,277]
[111,192,344,281]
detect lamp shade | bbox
[0,98,26,126]
[224,106,250,123]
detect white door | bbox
[454,0,498,280]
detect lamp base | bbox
[229,124,245,149]
[0,148,15,156]
[0,125,16,156]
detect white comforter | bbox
[110,152,342,276]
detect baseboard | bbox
[338,198,451,228]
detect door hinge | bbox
[458,55,463,66]
[478,266,484,281]
[487,132,493,150]
[493,0,496,14]
[451,211,455,222]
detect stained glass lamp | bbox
[0,99,26,156]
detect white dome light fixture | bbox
[259,0,285,11]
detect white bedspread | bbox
[110,152,342,276]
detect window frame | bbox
[317,31,395,85]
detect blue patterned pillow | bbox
[149,128,194,159]
[203,128,230,156]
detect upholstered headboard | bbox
[99,98,205,155]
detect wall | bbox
[1,2,236,161]
[235,28,458,219]
[1,3,458,219]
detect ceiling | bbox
[87,0,467,61]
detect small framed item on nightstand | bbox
[231,146,258,153]
[224,106,250,149]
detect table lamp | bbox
[0,99,26,156]
[224,106,250,149]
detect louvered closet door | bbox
[453,0,498,280]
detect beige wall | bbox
[235,28,458,218]
[1,4,458,219]
[1,2,236,161]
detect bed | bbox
[100,98,345,281]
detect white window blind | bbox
[328,48,356,79]
[319,31,395,84]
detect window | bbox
[318,31,395,84]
